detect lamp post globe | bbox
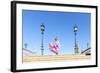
[41,23,45,33]
[74,25,78,32]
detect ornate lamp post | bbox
[40,23,45,55]
[74,25,78,54]
[24,43,27,49]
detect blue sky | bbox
[22,10,91,55]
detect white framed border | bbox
[11,1,97,71]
